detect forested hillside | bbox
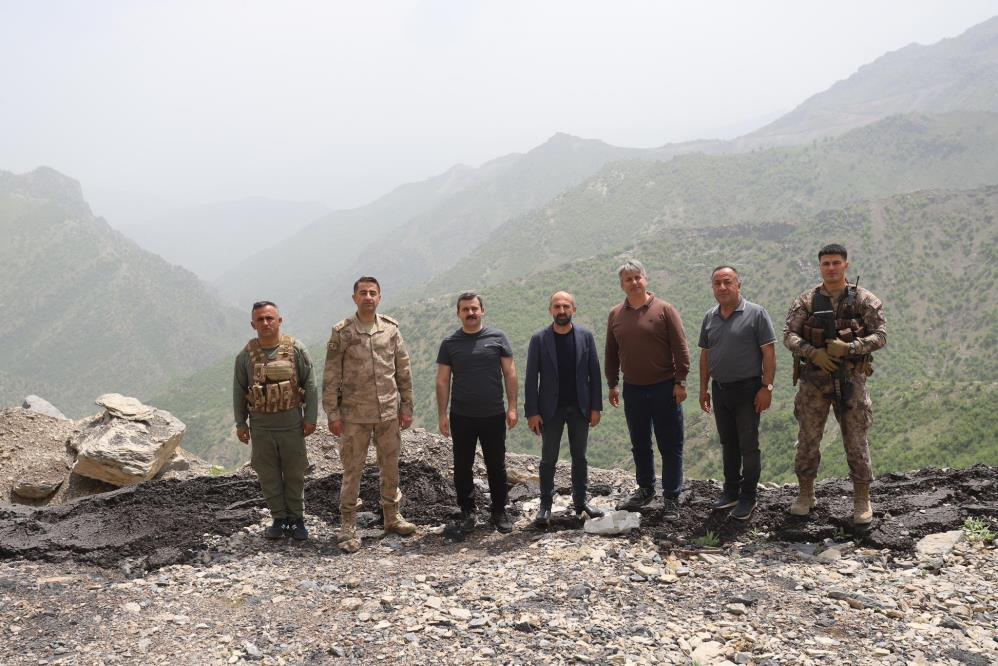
[0,168,247,416]
[427,112,998,293]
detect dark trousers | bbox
[623,379,685,498]
[450,412,508,513]
[712,378,762,499]
[539,404,590,507]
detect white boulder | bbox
[71,395,186,486]
[583,510,641,536]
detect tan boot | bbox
[383,504,417,536]
[853,481,873,525]
[788,478,816,516]
[338,509,361,553]
[382,490,416,536]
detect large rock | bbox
[21,395,68,420]
[71,396,186,486]
[583,510,641,536]
[12,472,65,499]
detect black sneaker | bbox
[459,508,476,532]
[492,511,513,533]
[661,498,680,520]
[264,517,286,539]
[616,487,655,511]
[710,491,739,510]
[289,517,309,541]
[731,498,756,521]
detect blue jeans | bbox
[538,404,590,507]
[623,379,684,498]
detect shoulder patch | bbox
[378,314,399,326]
[333,319,351,332]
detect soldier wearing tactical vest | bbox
[234,301,319,540]
[783,244,886,525]
[323,276,416,553]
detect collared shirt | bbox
[605,293,690,388]
[698,297,776,383]
[322,313,413,424]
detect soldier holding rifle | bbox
[784,244,886,525]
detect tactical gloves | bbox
[811,348,840,373]
[825,338,851,358]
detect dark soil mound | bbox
[1,461,994,571]
[641,464,998,550]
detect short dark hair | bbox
[456,291,483,310]
[818,244,848,260]
[711,265,739,279]
[353,276,381,293]
[251,300,278,312]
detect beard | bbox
[554,314,572,326]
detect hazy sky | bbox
[2,1,997,212]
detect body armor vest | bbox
[245,335,303,414]
[801,286,867,348]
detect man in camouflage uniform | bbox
[234,301,318,540]
[784,244,886,525]
[323,277,416,553]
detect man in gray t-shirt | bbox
[697,266,776,520]
[436,291,519,533]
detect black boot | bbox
[459,508,476,532]
[574,501,605,519]
[264,517,286,539]
[533,502,552,528]
[289,516,309,541]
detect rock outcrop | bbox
[70,394,186,486]
[21,395,68,420]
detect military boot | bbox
[338,509,361,554]
[852,481,873,525]
[788,478,816,516]
[382,496,417,536]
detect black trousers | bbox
[712,377,762,499]
[539,404,591,506]
[450,412,508,512]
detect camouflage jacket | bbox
[783,283,887,371]
[322,313,414,424]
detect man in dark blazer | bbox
[525,291,604,527]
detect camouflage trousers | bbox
[250,426,308,519]
[339,419,403,514]
[793,371,873,483]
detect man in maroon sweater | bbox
[605,259,691,518]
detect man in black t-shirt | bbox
[436,291,519,532]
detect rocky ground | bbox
[1,426,996,665]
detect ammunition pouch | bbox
[245,335,303,415]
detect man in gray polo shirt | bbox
[697,266,776,520]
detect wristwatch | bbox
[764,384,774,392]
[675,380,686,388]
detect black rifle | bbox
[812,288,854,411]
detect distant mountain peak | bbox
[0,166,90,217]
